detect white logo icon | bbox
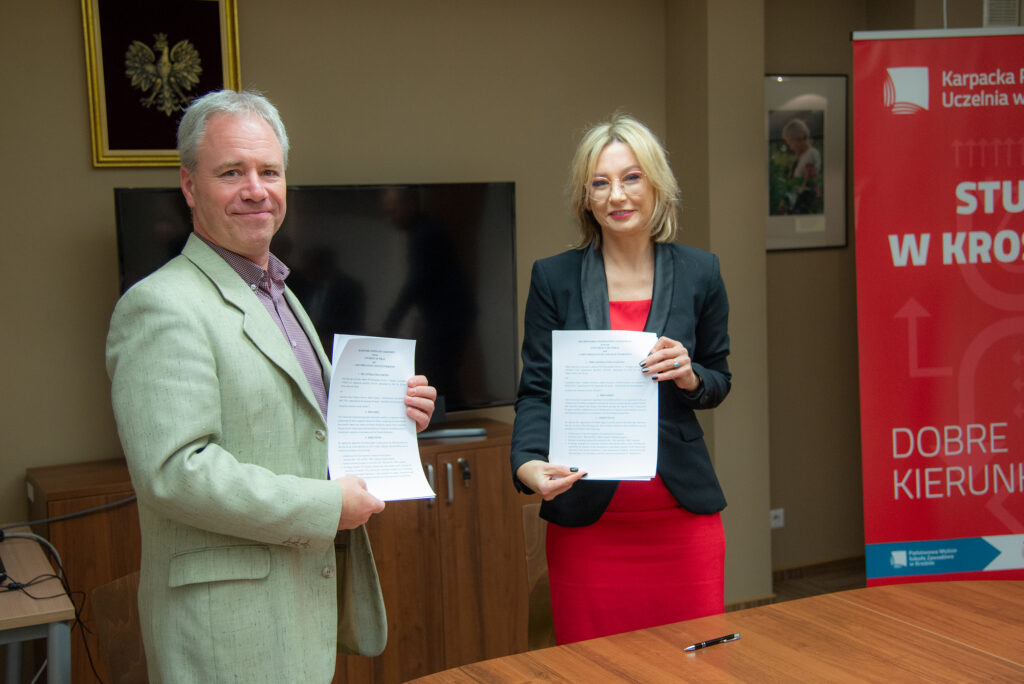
[885,67,929,114]
[890,550,908,568]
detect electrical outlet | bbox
[770,508,785,529]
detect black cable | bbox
[0,532,107,684]
[0,495,138,531]
[0,572,66,599]
[1,493,136,683]
[56,566,105,684]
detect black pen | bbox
[684,632,740,652]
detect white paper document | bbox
[327,335,435,501]
[549,330,659,480]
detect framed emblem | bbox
[82,0,241,167]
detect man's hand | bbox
[515,460,586,501]
[406,375,437,432]
[336,475,385,529]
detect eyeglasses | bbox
[588,171,647,200]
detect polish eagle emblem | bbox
[124,33,202,116]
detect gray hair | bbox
[177,90,290,172]
[781,118,810,141]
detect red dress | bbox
[546,299,725,644]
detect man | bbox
[106,90,436,684]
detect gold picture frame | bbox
[82,0,240,167]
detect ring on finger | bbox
[673,360,680,368]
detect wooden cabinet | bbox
[25,458,141,684]
[337,419,532,683]
[26,420,530,684]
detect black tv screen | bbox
[113,183,518,413]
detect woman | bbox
[511,114,731,644]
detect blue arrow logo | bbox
[866,537,1001,579]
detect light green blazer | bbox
[106,235,385,684]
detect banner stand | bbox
[853,28,1024,585]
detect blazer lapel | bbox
[580,244,610,330]
[284,286,332,388]
[182,235,326,421]
[579,242,674,334]
[645,243,675,336]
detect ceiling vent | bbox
[983,0,1021,26]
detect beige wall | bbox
[667,0,774,603]
[706,0,774,601]
[1,0,667,518]
[3,4,146,510]
[2,0,778,604]
[763,0,866,570]
[763,0,988,571]
[6,0,985,612]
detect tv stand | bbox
[338,418,534,682]
[418,426,487,440]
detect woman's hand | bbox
[516,460,586,501]
[640,336,701,392]
[405,375,438,432]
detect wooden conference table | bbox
[0,528,74,684]
[410,581,1024,682]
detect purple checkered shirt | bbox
[196,234,328,419]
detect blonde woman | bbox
[511,114,732,644]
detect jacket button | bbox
[322,566,336,579]
[315,429,326,441]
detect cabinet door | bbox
[436,444,529,668]
[337,461,444,683]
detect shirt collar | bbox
[194,233,291,293]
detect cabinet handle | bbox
[445,462,454,504]
[457,458,471,488]
[426,464,435,507]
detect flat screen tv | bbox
[113,183,518,415]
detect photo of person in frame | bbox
[768,109,824,216]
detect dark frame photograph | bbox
[82,0,241,167]
[764,74,848,251]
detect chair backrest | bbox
[521,502,555,649]
[91,569,148,684]
[521,503,546,590]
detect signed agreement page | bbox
[328,335,435,501]
[549,330,658,480]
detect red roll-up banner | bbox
[853,28,1024,585]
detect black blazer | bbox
[510,242,731,527]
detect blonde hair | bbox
[568,114,680,248]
